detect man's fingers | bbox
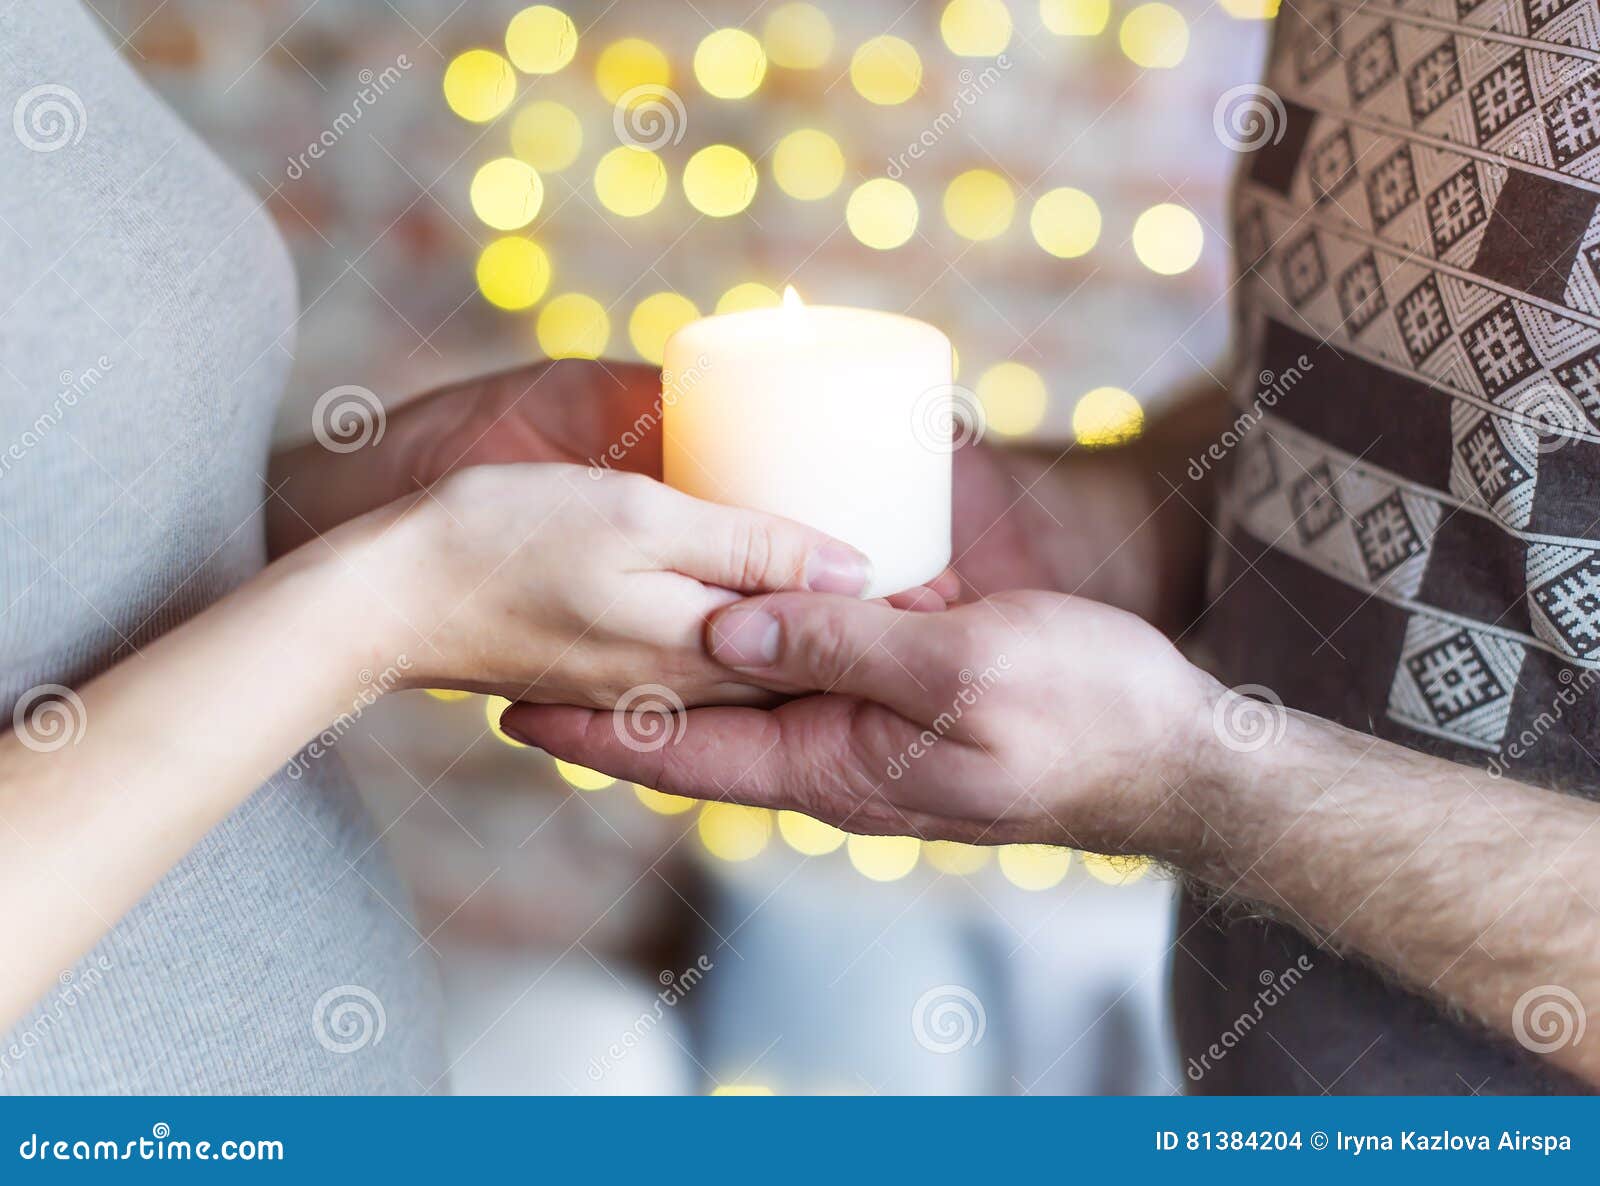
[705,593,949,721]
[498,696,934,834]
[648,487,872,596]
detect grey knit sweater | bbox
[0,1,443,1092]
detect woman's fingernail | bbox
[710,608,780,667]
[806,542,872,595]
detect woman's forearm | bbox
[0,518,409,1029]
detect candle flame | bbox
[782,285,803,311]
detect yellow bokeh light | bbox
[536,292,610,359]
[850,35,922,105]
[1220,0,1280,15]
[1041,0,1110,35]
[925,840,993,875]
[504,5,577,75]
[1081,851,1153,885]
[555,759,615,792]
[511,100,582,173]
[846,178,918,250]
[484,695,525,747]
[1073,387,1144,447]
[470,157,544,231]
[683,144,758,217]
[941,0,1013,55]
[846,834,921,881]
[424,688,471,702]
[943,168,1015,241]
[976,361,1048,436]
[998,844,1071,890]
[595,38,671,106]
[763,2,834,69]
[1120,3,1188,68]
[1030,187,1101,258]
[778,811,847,856]
[628,291,700,365]
[634,783,697,815]
[476,237,552,311]
[593,145,668,217]
[772,128,845,202]
[716,281,782,314]
[443,49,517,123]
[694,28,767,100]
[698,803,772,862]
[1132,202,1204,274]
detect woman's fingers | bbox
[643,485,873,596]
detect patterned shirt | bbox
[1178,0,1600,1092]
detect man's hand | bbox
[503,585,1600,1089]
[266,359,663,557]
[500,589,1217,849]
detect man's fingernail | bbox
[710,608,780,667]
[806,542,872,595]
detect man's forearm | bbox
[1160,705,1600,1084]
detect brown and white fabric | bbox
[1175,0,1600,1093]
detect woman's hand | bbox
[497,589,1224,853]
[359,462,882,708]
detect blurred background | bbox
[91,0,1270,1093]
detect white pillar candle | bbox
[662,289,953,598]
